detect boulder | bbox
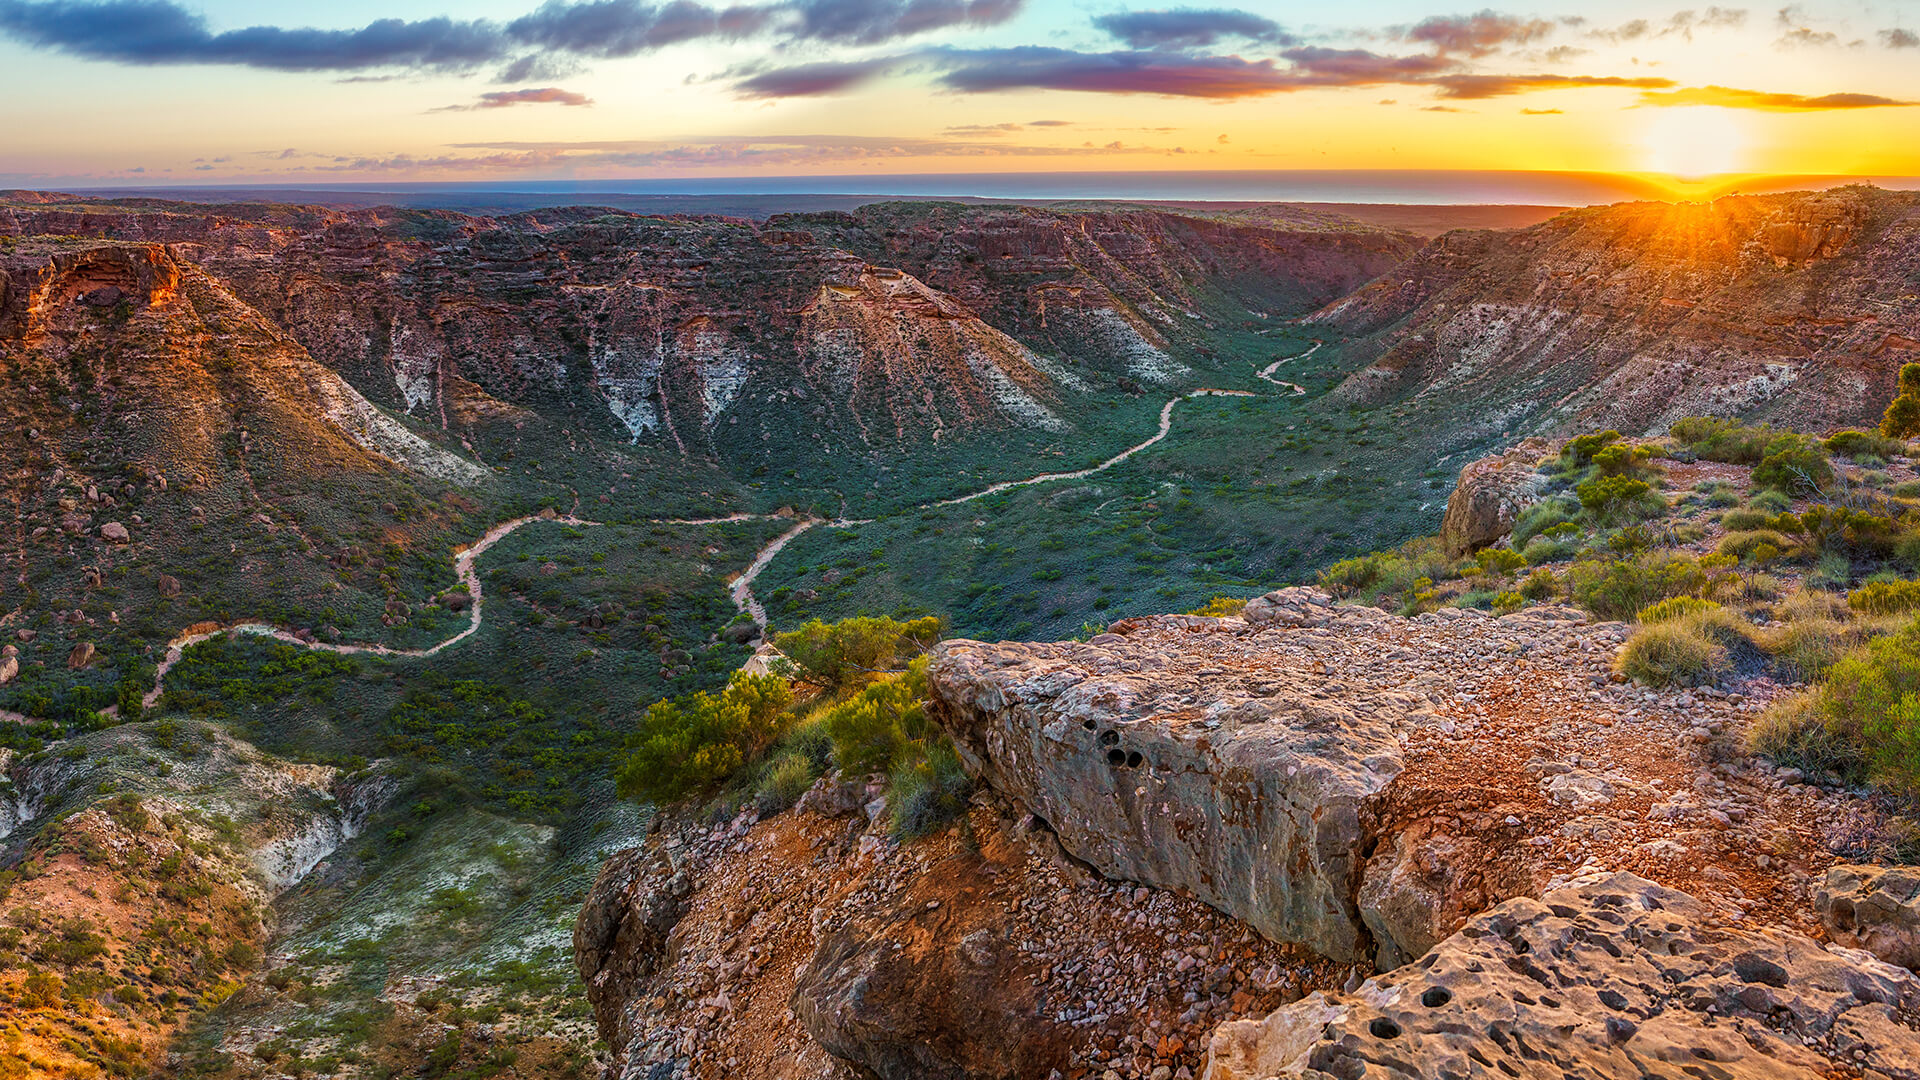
[439,590,471,612]
[156,574,181,598]
[1819,864,1920,970]
[98,521,130,543]
[67,642,95,670]
[722,620,761,645]
[573,847,693,1056]
[927,626,1418,964]
[1204,871,1920,1080]
[0,654,15,686]
[1438,438,1551,556]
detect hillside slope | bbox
[1309,186,1920,438]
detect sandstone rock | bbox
[439,590,471,613]
[1204,872,1920,1080]
[98,521,129,543]
[928,627,1414,964]
[156,574,181,598]
[1438,439,1550,556]
[573,847,694,1056]
[0,655,15,686]
[67,642,94,669]
[1819,864,1920,970]
[791,839,1067,1080]
[722,621,760,645]
[15,629,35,643]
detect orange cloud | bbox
[1638,85,1917,110]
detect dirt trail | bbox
[129,350,1321,706]
[1254,339,1319,394]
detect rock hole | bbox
[1082,718,1097,731]
[1732,955,1788,988]
[1126,751,1143,768]
[1099,729,1120,746]
[1598,989,1628,1011]
[1828,899,1856,933]
[1420,987,1451,1008]
[1106,748,1127,766]
[1367,1018,1401,1040]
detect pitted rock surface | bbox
[1204,871,1920,1080]
[1819,864,1920,971]
[928,616,1419,963]
[929,588,1874,969]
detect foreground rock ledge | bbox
[927,596,1427,964]
[1205,871,1920,1080]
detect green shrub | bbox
[1800,506,1904,557]
[1850,579,1920,615]
[1522,534,1579,565]
[775,615,943,691]
[1186,596,1248,617]
[1752,435,1833,494]
[1717,530,1789,561]
[1691,480,1740,509]
[1570,553,1708,620]
[1669,417,1776,464]
[1617,611,1744,687]
[1561,430,1622,468]
[820,657,934,776]
[1575,474,1651,512]
[1318,552,1387,595]
[1511,497,1579,546]
[1895,481,1920,500]
[1825,429,1905,461]
[1518,568,1559,600]
[754,752,816,815]
[1719,508,1775,531]
[1638,596,1722,623]
[1810,619,1920,790]
[614,672,795,803]
[1748,489,1792,512]
[1882,362,1920,439]
[1750,692,1861,777]
[1473,547,1527,577]
[888,740,973,839]
[1591,443,1660,479]
[1491,592,1525,615]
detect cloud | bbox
[1091,7,1290,49]
[434,86,593,110]
[1519,106,1562,113]
[1432,73,1674,99]
[505,0,772,59]
[1421,104,1464,112]
[0,0,506,70]
[785,0,1022,45]
[1638,84,1914,109]
[1404,11,1552,56]
[1879,27,1918,48]
[731,55,900,96]
[0,0,1019,74]
[1774,25,1837,46]
[1277,45,1454,84]
[929,46,1307,98]
[1588,8,1744,43]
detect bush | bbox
[1719,508,1775,531]
[1749,489,1792,512]
[1591,443,1660,479]
[1518,568,1559,601]
[1491,592,1525,615]
[775,615,943,691]
[1882,362,1920,439]
[1511,497,1579,546]
[754,752,816,815]
[1617,611,1743,687]
[888,740,973,839]
[1522,534,1580,565]
[1638,596,1722,624]
[1752,435,1833,494]
[1750,692,1861,778]
[1825,429,1905,461]
[1473,547,1527,577]
[1575,474,1651,512]
[1187,596,1247,617]
[1691,480,1741,509]
[1669,417,1774,464]
[1717,530,1789,561]
[1569,553,1708,620]
[1809,619,1920,790]
[614,672,795,803]
[1561,430,1622,468]
[1850,579,1920,615]
[820,657,934,776]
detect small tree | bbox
[1883,362,1920,439]
[614,672,794,803]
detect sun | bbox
[1640,107,1748,179]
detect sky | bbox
[1,0,1917,193]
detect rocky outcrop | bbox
[927,621,1418,964]
[1819,864,1920,970]
[1439,437,1552,555]
[1204,871,1920,1080]
[928,588,1863,970]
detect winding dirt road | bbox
[134,345,1324,703]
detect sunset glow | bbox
[0,0,1915,191]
